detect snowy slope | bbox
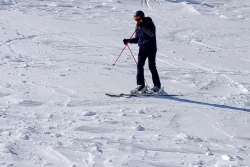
[0,0,250,166]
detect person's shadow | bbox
[154,95,250,112]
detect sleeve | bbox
[129,29,140,43]
[142,27,154,37]
[129,38,139,43]
[141,17,155,37]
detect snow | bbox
[0,0,250,166]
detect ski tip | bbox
[105,93,124,97]
[105,93,114,96]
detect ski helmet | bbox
[134,10,144,18]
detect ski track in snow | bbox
[1,0,250,166]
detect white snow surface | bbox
[1,0,250,166]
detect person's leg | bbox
[148,52,161,87]
[137,54,147,86]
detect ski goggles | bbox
[134,16,142,22]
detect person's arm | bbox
[125,30,140,44]
[142,27,154,37]
[140,17,155,37]
[129,37,139,43]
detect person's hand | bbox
[136,22,144,28]
[123,39,129,45]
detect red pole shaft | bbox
[112,45,127,66]
[112,28,138,66]
[127,45,138,65]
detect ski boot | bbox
[147,86,166,94]
[130,85,148,94]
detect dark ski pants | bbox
[137,52,161,87]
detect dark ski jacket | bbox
[130,17,157,54]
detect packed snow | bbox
[1,0,250,166]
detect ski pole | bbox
[127,45,138,65]
[112,27,138,66]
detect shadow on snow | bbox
[155,96,250,112]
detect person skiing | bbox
[123,10,161,93]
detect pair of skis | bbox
[105,87,181,97]
[105,92,181,97]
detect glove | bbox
[136,21,144,28]
[123,39,129,45]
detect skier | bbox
[123,10,161,93]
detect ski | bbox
[105,93,124,97]
[105,87,182,97]
[105,93,182,97]
[122,93,181,97]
